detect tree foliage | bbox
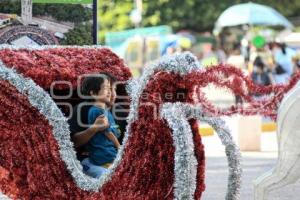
[60,22,92,45]
[97,0,134,42]
[0,0,21,14]
[33,4,92,23]
[0,0,92,23]
[142,0,300,32]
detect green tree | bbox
[32,4,46,16]
[142,0,300,32]
[97,0,134,42]
[61,22,93,45]
[0,0,91,24]
[0,0,21,15]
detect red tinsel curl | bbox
[185,64,300,120]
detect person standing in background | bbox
[272,42,296,84]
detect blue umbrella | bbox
[214,2,294,32]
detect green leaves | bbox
[61,22,93,45]
[0,1,92,24]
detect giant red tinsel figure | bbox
[0,46,299,200]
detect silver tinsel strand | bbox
[162,103,242,200]
[161,103,198,199]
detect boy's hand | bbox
[91,115,109,132]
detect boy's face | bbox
[107,83,116,107]
[92,79,111,104]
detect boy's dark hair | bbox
[101,72,117,84]
[81,73,115,96]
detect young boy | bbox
[81,74,120,178]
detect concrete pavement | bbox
[201,135,300,200]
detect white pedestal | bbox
[224,115,262,151]
[237,115,262,151]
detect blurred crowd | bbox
[165,39,300,86]
[212,41,299,86]
[163,37,300,107]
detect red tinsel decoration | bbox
[186,64,300,120]
[0,48,206,199]
[0,47,132,90]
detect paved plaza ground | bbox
[202,134,300,200]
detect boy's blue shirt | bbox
[87,106,120,166]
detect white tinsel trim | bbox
[162,103,242,200]
[161,103,198,199]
